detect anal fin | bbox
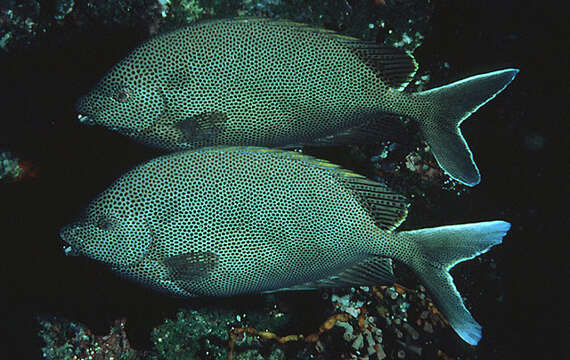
[264,256,394,292]
[309,114,408,146]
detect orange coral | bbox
[227,313,350,360]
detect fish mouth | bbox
[59,224,83,257]
[77,113,95,125]
[75,94,99,126]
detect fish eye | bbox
[96,216,116,230]
[112,87,132,103]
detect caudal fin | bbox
[402,221,511,345]
[414,69,519,186]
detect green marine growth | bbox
[151,309,230,359]
[75,18,518,186]
[163,0,205,27]
[60,147,511,346]
[150,307,291,360]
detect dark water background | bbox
[0,1,566,359]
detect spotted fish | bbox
[60,146,511,345]
[75,18,518,186]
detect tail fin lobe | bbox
[415,69,519,186]
[403,220,511,345]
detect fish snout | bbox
[75,95,98,125]
[59,224,84,256]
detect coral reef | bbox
[368,140,469,203]
[0,0,162,52]
[0,2,40,51]
[38,317,147,360]
[323,284,459,359]
[39,283,478,359]
[1,0,433,52]
[0,150,38,183]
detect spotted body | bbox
[76,18,518,186]
[60,147,510,345]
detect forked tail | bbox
[401,221,511,345]
[413,69,519,186]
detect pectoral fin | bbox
[175,111,228,144]
[162,251,219,281]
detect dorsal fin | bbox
[210,146,354,173]
[196,18,418,90]
[247,19,420,90]
[197,147,407,229]
[339,40,419,90]
[340,176,408,231]
[200,147,408,230]
[263,256,395,292]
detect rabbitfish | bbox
[60,146,511,346]
[75,18,518,186]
